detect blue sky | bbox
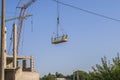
[1,0,120,77]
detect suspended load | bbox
[52,34,68,44]
[51,0,68,44]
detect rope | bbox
[8,29,13,54]
[52,0,120,22]
[31,16,34,32]
[56,0,59,37]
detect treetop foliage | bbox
[40,53,120,80]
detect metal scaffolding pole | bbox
[0,0,6,80]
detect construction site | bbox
[0,0,40,80]
[1,0,119,80]
[0,0,69,80]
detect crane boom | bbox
[24,0,36,9]
[17,0,36,54]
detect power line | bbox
[52,0,120,22]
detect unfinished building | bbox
[0,0,40,80]
[0,24,39,80]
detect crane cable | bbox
[56,0,66,38]
[52,0,120,22]
[8,29,13,54]
[56,0,59,37]
[8,1,19,55]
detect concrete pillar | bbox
[23,60,27,69]
[30,56,34,72]
[13,24,17,68]
[0,0,6,80]
[77,72,79,80]
[73,72,75,80]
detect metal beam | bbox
[0,14,33,22]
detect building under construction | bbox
[0,0,39,80]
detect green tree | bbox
[55,72,65,78]
[48,73,56,80]
[89,53,120,80]
[111,53,120,79]
[41,73,56,80]
[73,70,89,80]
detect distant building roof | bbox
[56,78,66,80]
[56,78,72,80]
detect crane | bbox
[17,0,36,54]
[0,14,32,22]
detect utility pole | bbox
[0,0,6,80]
[77,71,79,80]
[73,72,75,80]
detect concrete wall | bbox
[15,68,39,80]
[5,68,39,80]
[15,68,22,80]
[5,69,14,80]
[19,72,39,80]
